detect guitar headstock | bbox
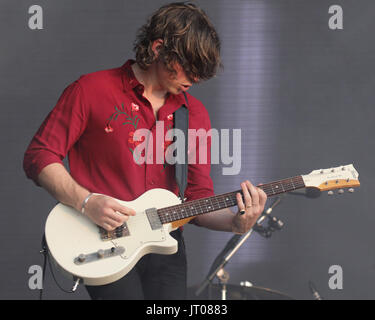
[301,164,360,194]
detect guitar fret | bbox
[280,182,285,192]
[289,178,297,190]
[261,184,275,196]
[213,196,221,210]
[290,179,296,190]
[200,199,207,213]
[259,176,304,197]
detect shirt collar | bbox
[121,59,142,91]
[120,59,187,108]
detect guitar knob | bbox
[338,189,344,194]
[328,191,334,196]
[97,249,105,258]
[78,254,86,262]
[348,188,355,193]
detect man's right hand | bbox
[83,194,136,231]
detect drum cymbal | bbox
[187,283,294,300]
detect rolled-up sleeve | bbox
[23,80,88,185]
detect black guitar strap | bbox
[173,92,189,203]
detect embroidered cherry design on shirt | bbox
[128,131,145,147]
[105,102,140,132]
[131,103,140,112]
[105,102,143,164]
[104,124,114,133]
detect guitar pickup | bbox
[145,208,163,230]
[99,223,130,241]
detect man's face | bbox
[156,60,195,95]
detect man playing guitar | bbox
[23,2,267,300]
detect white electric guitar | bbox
[45,164,360,286]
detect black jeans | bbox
[85,229,187,300]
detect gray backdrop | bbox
[0,0,373,299]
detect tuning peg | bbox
[328,191,334,196]
[338,189,344,194]
[348,188,355,193]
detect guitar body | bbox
[45,188,182,286]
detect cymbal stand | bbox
[195,196,283,299]
[216,268,230,300]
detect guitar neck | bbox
[157,175,305,224]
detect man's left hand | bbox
[232,180,267,234]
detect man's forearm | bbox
[37,163,90,212]
[191,208,236,232]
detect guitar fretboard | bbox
[157,176,305,224]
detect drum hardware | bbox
[195,196,284,299]
[188,282,294,300]
[309,280,323,300]
[216,268,230,300]
[191,183,359,300]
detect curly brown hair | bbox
[133,1,221,82]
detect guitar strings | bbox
[99,176,306,234]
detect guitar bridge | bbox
[99,222,130,241]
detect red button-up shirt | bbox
[23,60,214,203]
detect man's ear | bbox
[151,39,164,58]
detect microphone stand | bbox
[194,196,283,299]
